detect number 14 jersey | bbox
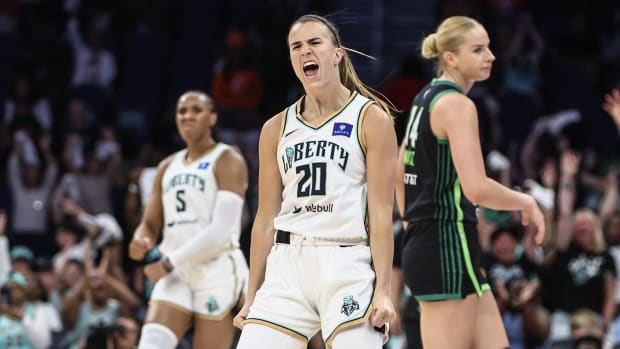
[274,91,372,239]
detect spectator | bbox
[60,241,139,349]
[0,271,57,349]
[3,74,53,132]
[7,130,58,256]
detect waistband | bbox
[274,230,368,246]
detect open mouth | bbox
[303,61,319,78]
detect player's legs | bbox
[329,322,383,349]
[419,295,477,349]
[192,312,236,349]
[471,290,508,349]
[138,302,192,349]
[236,323,307,349]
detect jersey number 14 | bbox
[404,105,424,166]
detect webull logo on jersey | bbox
[281,141,350,173]
[305,203,334,212]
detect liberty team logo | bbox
[284,147,294,169]
[340,295,359,316]
[206,296,219,313]
[332,122,353,137]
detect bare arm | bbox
[395,142,406,217]
[556,150,580,251]
[363,104,398,326]
[128,156,173,261]
[603,273,617,330]
[603,88,620,134]
[432,94,545,243]
[234,113,284,328]
[598,168,618,224]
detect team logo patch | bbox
[332,122,353,137]
[340,295,359,316]
[206,296,219,313]
[197,162,210,170]
[285,147,294,167]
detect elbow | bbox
[461,185,487,205]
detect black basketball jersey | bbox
[402,79,477,224]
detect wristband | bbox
[161,256,174,273]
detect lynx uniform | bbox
[245,91,383,346]
[150,143,248,319]
[401,79,490,301]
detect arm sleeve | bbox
[22,305,53,349]
[168,190,244,267]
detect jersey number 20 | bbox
[296,163,326,197]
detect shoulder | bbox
[361,103,393,128]
[216,146,248,174]
[260,109,287,147]
[156,154,177,175]
[431,92,476,116]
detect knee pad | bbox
[137,323,178,349]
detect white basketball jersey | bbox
[159,143,238,254]
[274,91,373,239]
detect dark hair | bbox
[490,226,523,244]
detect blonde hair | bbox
[421,16,483,76]
[290,14,396,115]
[574,208,607,253]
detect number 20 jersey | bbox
[274,91,373,239]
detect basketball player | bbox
[129,91,249,349]
[396,16,545,349]
[233,14,397,349]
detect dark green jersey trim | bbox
[295,91,359,130]
[430,78,462,92]
[453,178,483,296]
[245,317,309,341]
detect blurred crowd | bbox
[0,0,620,348]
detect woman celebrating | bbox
[396,16,545,349]
[234,14,397,349]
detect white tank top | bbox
[274,91,373,239]
[159,143,238,254]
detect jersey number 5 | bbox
[176,190,186,212]
[404,105,424,166]
[297,163,326,197]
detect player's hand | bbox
[233,303,251,330]
[129,236,153,261]
[144,260,167,283]
[521,197,545,245]
[369,292,396,328]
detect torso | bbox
[159,143,238,253]
[274,91,373,238]
[402,79,477,224]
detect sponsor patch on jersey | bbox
[332,122,353,137]
[197,162,210,170]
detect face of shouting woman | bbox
[288,20,344,93]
